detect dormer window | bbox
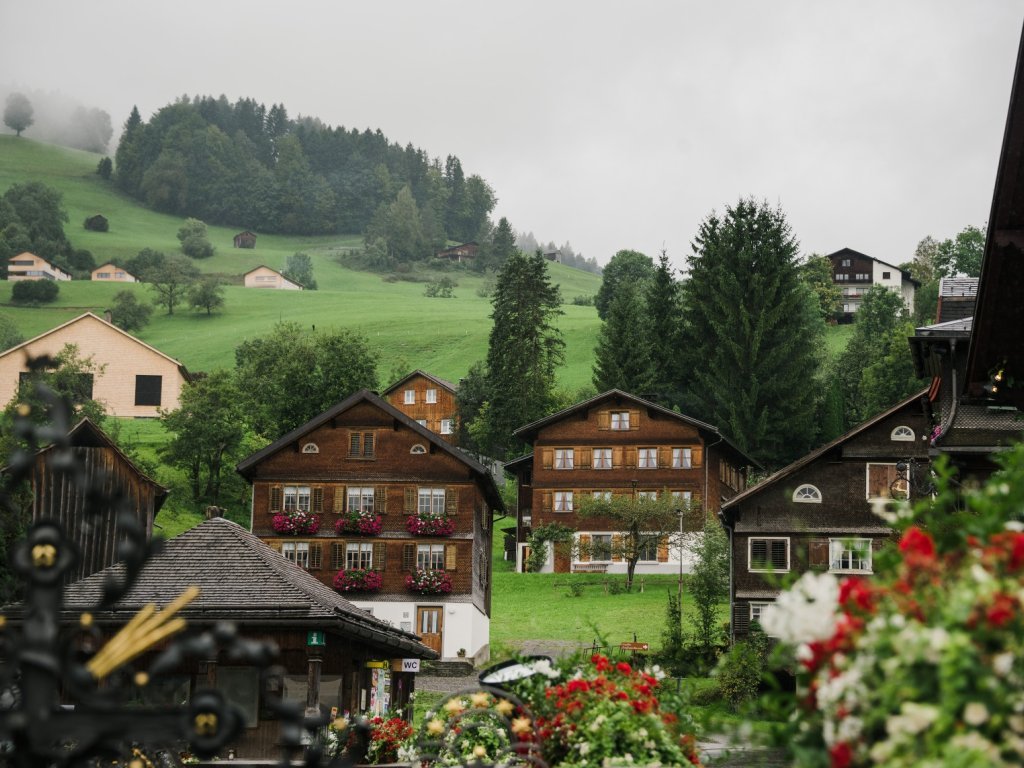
[890,426,915,442]
[793,484,822,503]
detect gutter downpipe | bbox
[932,339,959,446]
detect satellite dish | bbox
[478,656,554,688]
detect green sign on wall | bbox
[307,630,326,647]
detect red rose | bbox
[899,526,936,566]
[987,593,1016,628]
[829,741,853,768]
[838,577,875,613]
[615,661,632,674]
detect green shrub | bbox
[424,276,457,298]
[567,582,584,597]
[571,294,593,306]
[11,280,59,304]
[606,579,626,595]
[714,633,768,711]
[688,683,724,707]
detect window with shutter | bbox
[312,487,324,513]
[404,487,416,513]
[349,432,361,456]
[363,432,375,457]
[541,448,553,469]
[808,539,829,569]
[375,487,388,515]
[445,544,457,571]
[445,487,458,515]
[577,447,592,468]
[749,537,789,572]
[867,463,906,500]
[402,544,415,571]
[597,411,611,430]
[657,536,669,562]
[578,534,591,562]
[373,542,387,570]
[309,544,322,569]
[331,542,345,569]
[269,486,282,512]
[333,486,346,513]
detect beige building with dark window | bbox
[7,252,72,281]
[90,263,138,283]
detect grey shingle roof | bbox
[939,277,979,298]
[62,517,438,658]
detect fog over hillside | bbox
[0,87,112,153]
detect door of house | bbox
[416,606,444,655]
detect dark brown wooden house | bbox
[435,242,478,262]
[505,390,756,574]
[236,390,503,662]
[233,230,257,249]
[61,517,437,759]
[83,214,108,232]
[720,391,930,640]
[382,370,459,444]
[827,247,918,322]
[25,418,168,583]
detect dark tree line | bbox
[112,95,496,245]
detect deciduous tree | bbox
[3,93,33,136]
[177,217,215,259]
[108,290,152,332]
[282,252,316,290]
[594,249,654,320]
[188,276,225,315]
[799,253,842,321]
[935,225,986,278]
[144,254,200,315]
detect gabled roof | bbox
[0,312,190,378]
[91,262,136,278]
[939,277,979,298]
[382,369,456,396]
[512,389,760,469]
[234,230,257,237]
[242,265,302,288]
[503,452,533,473]
[826,247,920,286]
[720,389,928,519]
[60,517,437,658]
[235,389,503,511]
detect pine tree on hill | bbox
[645,250,683,405]
[679,198,823,467]
[592,282,653,395]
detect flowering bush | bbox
[271,509,319,535]
[763,448,1024,767]
[366,716,414,764]
[322,714,412,764]
[336,508,383,535]
[416,689,532,767]
[405,568,453,594]
[333,568,383,593]
[406,510,455,536]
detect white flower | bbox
[964,702,990,726]
[761,572,839,644]
[577,742,590,756]
[971,563,993,583]
[886,702,940,737]
[994,652,1015,677]
[1006,519,1024,532]
[1010,715,1024,733]
[950,732,1001,759]
[529,658,560,679]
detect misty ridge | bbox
[0,87,113,153]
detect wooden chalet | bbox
[382,370,458,443]
[236,390,503,662]
[720,391,930,640]
[827,248,918,322]
[233,230,257,249]
[59,517,437,759]
[505,390,757,574]
[435,242,478,262]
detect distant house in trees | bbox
[233,230,257,249]
[18,417,168,583]
[936,276,978,323]
[827,247,918,322]
[504,389,757,574]
[83,214,108,232]
[7,252,72,282]
[90,263,137,283]
[243,266,303,290]
[382,370,459,443]
[236,389,503,662]
[435,242,478,262]
[720,391,929,640]
[0,312,190,417]
[543,251,562,263]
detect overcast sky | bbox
[2,1,1023,269]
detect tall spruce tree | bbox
[484,250,565,457]
[679,198,823,467]
[645,251,683,405]
[592,282,653,395]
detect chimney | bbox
[103,309,113,324]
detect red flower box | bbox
[405,568,453,594]
[406,511,455,536]
[336,508,383,535]
[333,568,383,593]
[271,510,320,535]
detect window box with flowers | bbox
[336,508,383,536]
[406,510,455,536]
[405,568,453,594]
[333,568,383,593]
[271,510,320,536]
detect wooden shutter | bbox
[733,603,751,636]
[629,409,640,430]
[331,542,345,570]
[542,491,552,513]
[612,447,624,469]
[271,540,282,553]
[657,536,669,562]
[333,486,346,513]
[597,411,610,430]
[349,431,360,456]
[578,534,591,562]
[542,448,554,469]
[445,544,458,571]
[402,544,415,571]
[312,487,324,513]
[309,543,322,570]
[611,534,623,562]
[363,432,375,457]
[659,447,672,468]
[269,486,282,512]
[750,539,768,569]
[770,540,788,570]
[808,539,829,569]
[373,541,387,571]
[445,487,459,515]
[577,447,591,469]
[625,447,638,468]
[375,486,388,514]
[692,446,703,467]
[871,537,886,552]
[868,464,899,498]
[404,487,417,513]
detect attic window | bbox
[302,443,319,454]
[793,484,822,503]
[890,426,915,442]
[411,444,427,455]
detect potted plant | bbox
[271,509,320,535]
[406,509,455,536]
[405,568,453,594]
[336,507,383,536]
[333,568,383,593]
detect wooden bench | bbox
[571,563,609,573]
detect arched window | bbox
[890,426,915,442]
[410,444,427,455]
[301,442,319,454]
[793,484,822,503]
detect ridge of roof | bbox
[382,369,457,395]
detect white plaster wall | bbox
[348,599,490,660]
[573,530,700,574]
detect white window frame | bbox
[282,541,310,568]
[554,448,574,470]
[610,411,630,430]
[593,448,612,469]
[416,419,428,427]
[637,535,660,562]
[672,447,692,469]
[792,484,822,503]
[440,418,453,435]
[591,490,611,501]
[638,448,658,469]
[404,389,416,405]
[866,463,908,500]
[748,537,790,573]
[590,533,613,562]
[841,259,851,267]
[283,486,311,512]
[347,487,375,514]
[426,388,437,404]
[829,538,873,574]
[345,542,373,570]
[418,488,446,515]
[554,491,573,513]
[416,543,445,570]
[301,442,319,454]
[749,602,773,634]
[890,425,915,442]
[410,444,427,455]
[637,490,658,500]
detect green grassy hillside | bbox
[0,136,602,389]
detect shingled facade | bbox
[236,390,502,662]
[382,370,459,444]
[720,391,929,640]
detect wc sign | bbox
[401,659,420,673]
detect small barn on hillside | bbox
[233,230,257,249]
[83,214,109,232]
[435,242,478,262]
